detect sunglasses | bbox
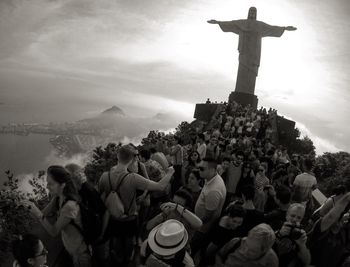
[34,248,48,258]
[198,167,206,171]
[258,169,264,172]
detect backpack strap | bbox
[117,172,136,215]
[108,170,129,193]
[108,171,136,216]
[222,238,242,263]
[116,172,130,192]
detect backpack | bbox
[78,200,103,245]
[59,197,102,246]
[105,171,134,219]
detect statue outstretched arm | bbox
[207,19,219,24]
[260,21,297,37]
[207,19,244,34]
[285,26,297,31]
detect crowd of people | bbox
[13,102,350,267]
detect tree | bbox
[175,121,191,135]
[0,170,49,263]
[84,142,120,185]
[288,133,316,156]
[314,152,350,195]
[175,121,196,145]
[141,130,165,147]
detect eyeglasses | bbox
[34,248,48,258]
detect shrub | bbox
[0,170,49,263]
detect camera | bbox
[289,225,303,240]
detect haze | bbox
[0,0,349,154]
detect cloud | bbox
[44,150,90,168]
[0,0,349,155]
[295,121,344,155]
[14,150,89,195]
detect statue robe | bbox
[218,20,285,94]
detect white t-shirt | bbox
[195,174,226,233]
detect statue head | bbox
[248,7,257,20]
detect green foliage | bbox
[286,130,316,157]
[84,142,121,185]
[175,121,196,145]
[141,130,165,147]
[175,121,191,136]
[0,170,49,262]
[314,151,350,195]
[294,136,316,156]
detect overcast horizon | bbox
[0,0,349,154]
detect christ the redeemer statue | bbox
[208,7,296,95]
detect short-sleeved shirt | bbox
[99,168,150,215]
[293,172,317,203]
[58,200,87,255]
[221,237,279,267]
[195,174,226,233]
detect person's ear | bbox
[27,258,35,265]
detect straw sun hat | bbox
[148,219,188,257]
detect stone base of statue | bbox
[229,91,258,109]
[194,103,223,122]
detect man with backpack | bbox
[98,144,175,266]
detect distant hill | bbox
[153,112,177,121]
[101,105,125,116]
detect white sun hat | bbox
[148,219,188,257]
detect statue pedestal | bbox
[229,91,258,110]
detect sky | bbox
[0,0,349,154]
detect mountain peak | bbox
[101,105,125,116]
